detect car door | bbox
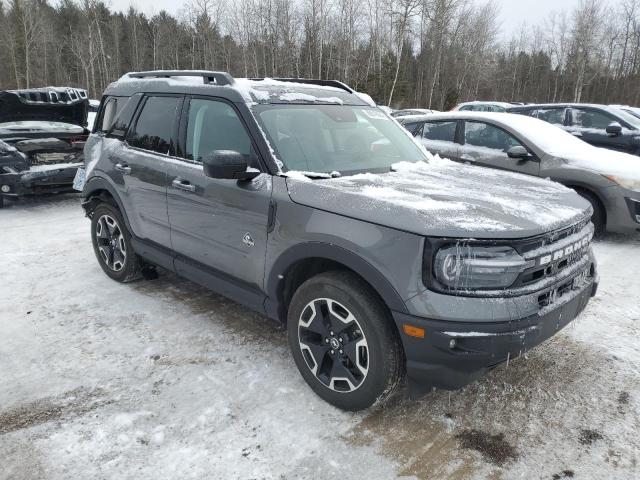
[460,120,540,176]
[415,120,461,160]
[166,96,272,296]
[107,95,181,249]
[567,107,633,153]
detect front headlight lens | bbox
[434,245,533,291]
[604,175,640,192]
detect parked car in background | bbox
[79,70,597,411]
[612,104,640,120]
[508,103,640,156]
[400,112,640,234]
[0,87,89,207]
[390,108,438,117]
[452,101,514,112]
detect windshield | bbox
[607,106,640,129]
[252,104,429,175]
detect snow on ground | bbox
[1,195,639,480]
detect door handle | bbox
[172,178,196,192]
[114,163,131,174]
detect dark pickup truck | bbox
[0,87,89,207]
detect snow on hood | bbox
[286,158,591,239]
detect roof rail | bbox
[250,78,354,93]
[128,70,235,86]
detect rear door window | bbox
[570,108,616,130]
[95,96,129,133]
[464,121,522,152]
[422,121,457,143]
[127,96,180,155]
[535,108,566,125]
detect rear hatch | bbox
[0,88,88,126]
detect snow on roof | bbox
[115,73,372,106]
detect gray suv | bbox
[79,71,598,411]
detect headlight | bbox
[604,175,640,192]
[433,245,533,291]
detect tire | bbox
[576,189,605,236]
[287,271,404,411]
[90,202,143,282]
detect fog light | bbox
[449,339,457,349]
[1,185,10,193]
[636,214,640,223]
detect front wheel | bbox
[287,271,404,411]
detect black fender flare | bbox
[82,175,133,231]
[266,242,409,321]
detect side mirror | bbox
[606,122,623,136]
[507,145,529,159]
[202,150,260,180]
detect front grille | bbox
[511,221,594,291]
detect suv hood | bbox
[0,89,88,127]
[286,160,591,239]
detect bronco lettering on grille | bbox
[538,236,590,266]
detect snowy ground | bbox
[1,194,638,480]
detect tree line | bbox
[1,0,640,110]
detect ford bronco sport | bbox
[80,71,598,411]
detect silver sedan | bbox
[400,111,640,235]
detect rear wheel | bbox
[287,271,404,411]
[90,203,142,282]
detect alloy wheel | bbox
[297,298,369,392]
[95,214,127,272]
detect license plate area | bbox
[72,167,85,191]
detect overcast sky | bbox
[100,0,586,36]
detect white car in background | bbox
[390,108,439,118]
[452,101,517,112]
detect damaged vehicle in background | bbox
[0,87,89,207]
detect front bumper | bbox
[393,274,598,398]
[0,163,81,198]
[601,185,640,234]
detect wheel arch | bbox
[562,182,607,225]
[265,242,409,324]
[82,176,132,230]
